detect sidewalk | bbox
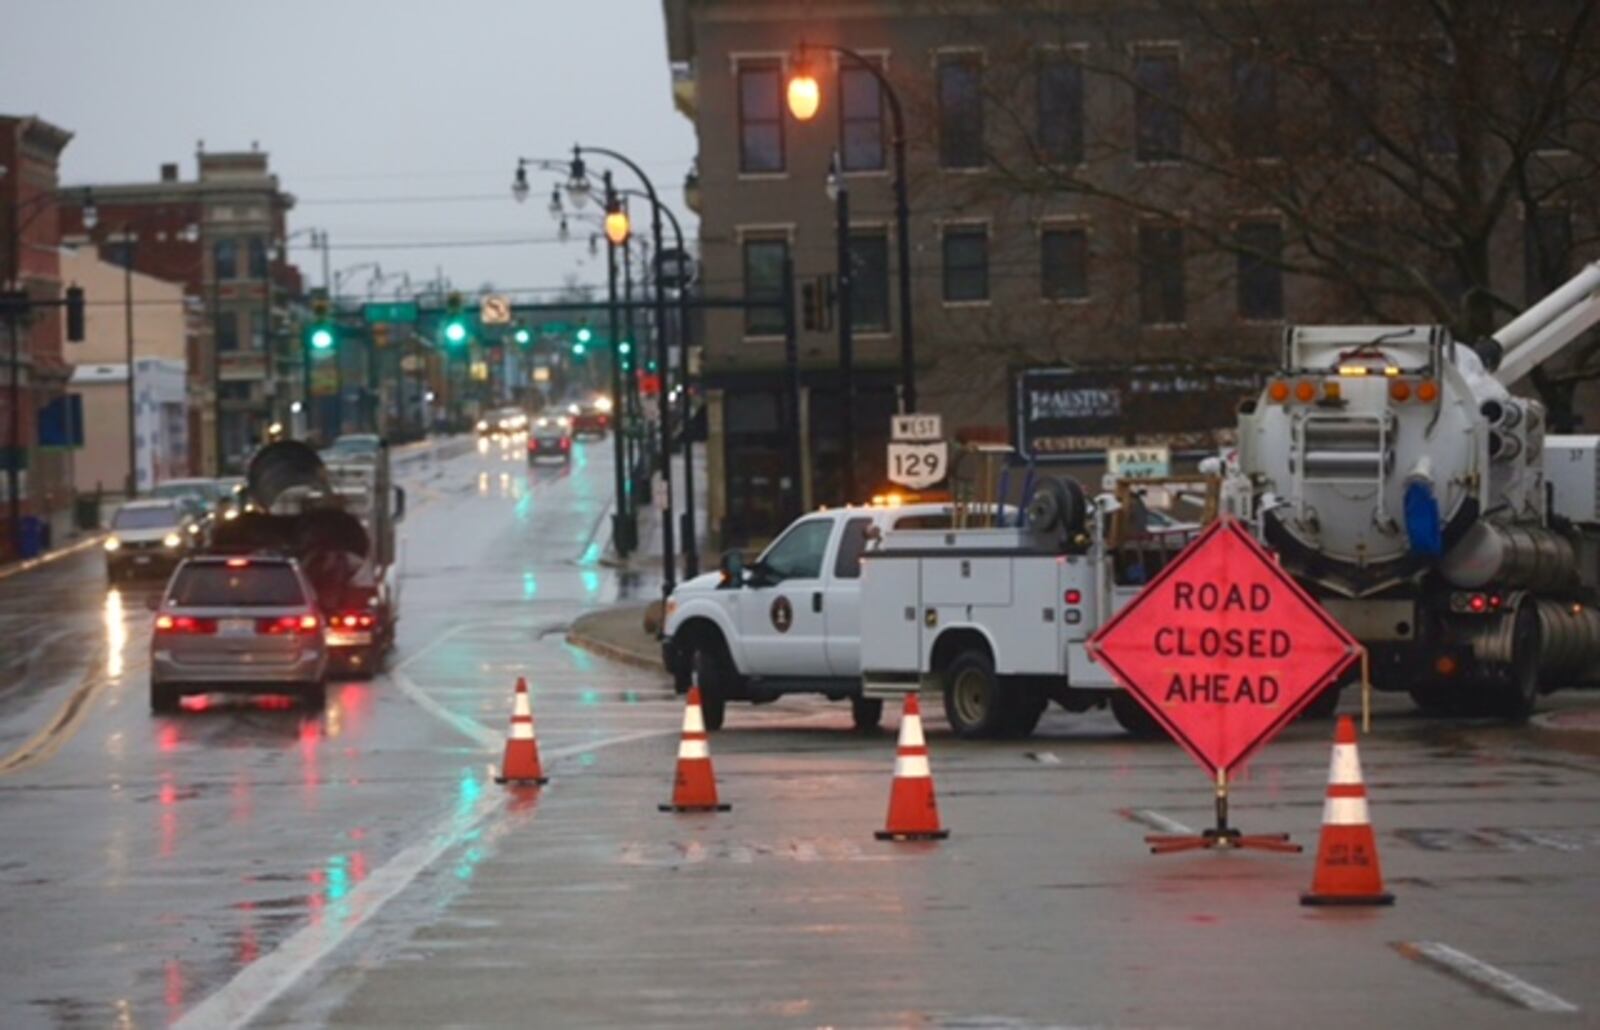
[566,602,663,671]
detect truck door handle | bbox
[812,592,823,613]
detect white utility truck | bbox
[661,502,985,730]
[857,478,1244,738]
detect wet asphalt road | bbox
[2,436,1600,1028]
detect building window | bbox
[249,310,267,350]
[216,310,240,352]
[840,61,885,172]
[1037,52,1084,165]
[102,241,135,270]
[942,225,989,303]
[1134,50,1182,162]
[1421,44,1457,156]
[1328,47,1378,158]
[849,231,890,331]
[1232,53,1278,159]
[1521,36,1567,150]
[214,238,238,280]
[742,236,788,336]
[1041,226,1088,301]
[1237,221,1284,320]
[937,53,985,169]
[738,59,785,173]
[1524,207,1572,303]
[1138,225,1185,325]
[248,237,269,279]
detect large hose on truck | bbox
[210,440,371,609]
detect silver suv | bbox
[149,555,329,712]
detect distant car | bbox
[104,500,197,579]
[477,408,527,437]
[322,434,384,463]
[214,477,248,522]
[570,404,611,440]
[148,555,330,712]
[527,415,572,464]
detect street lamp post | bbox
[789,43,918,412]
[600,172,634,557]
[827,151,856,505]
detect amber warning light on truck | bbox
[1087,517,1359,778]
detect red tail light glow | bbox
[1469,594,1487,613]
[1064,589,1082,605]
[335,612,376,629]
[226,558,250,568]
[259,613,321,634]
[528,439,540,451]
[155,615,217,634]
[560,437,571,450]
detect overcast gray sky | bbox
[2,0,697,299]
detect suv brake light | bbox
[333,612,376,629]
[259,613,321,634]
[155,615,217,634]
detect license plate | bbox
[134,555,153,565]
[219,618,254,636]
[328,630,372,646]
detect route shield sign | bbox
[1087,517,1358,776]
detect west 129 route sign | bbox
[1087,517,1358,777]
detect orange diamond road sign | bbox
[1088,516,1358,777]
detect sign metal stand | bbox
[1144,768,1302,855]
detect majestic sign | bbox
[1087,518,1358,776]
[1011,366,1262,463]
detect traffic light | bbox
[572,340,586,357]
[514,326,531,346]
[576,325,593,344]
[307,297,335,351]
[64,285,85,342]
[444,291,467,345]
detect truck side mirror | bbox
[718,549,744,587]
[393,486,406,522]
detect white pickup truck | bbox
[661,502,974,730]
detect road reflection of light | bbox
[579,541,601,565]
[232,770,253,825]
[579,688,601,706]
[475,438,490,455]
[236,901,260,967]
[106,729,125,761]
[522,571,537,600]
[104,588,127,679]
[581,569,600,596]
[159,775,178,858]
[300,718,321,802]
[324,696,344,739]
[165,959,185,1013]
[158,723,181,753]
[499,471,511,495]
[115,998,134,1030]
[514,490,532,523]
[477,471,490,495]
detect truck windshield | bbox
[168,564,306,607]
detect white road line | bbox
[173,728,671,1030]
[388,664,501,749]
[1123,809,1197,835]
[1398,941,1580,1014]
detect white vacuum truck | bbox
[1232,260,1600,719]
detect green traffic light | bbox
[573,342,586,356]
[618,340,631,355]
[310,326,335,350]
[577,327,593,344]
[445,321,467,344]
[514,328,531,345]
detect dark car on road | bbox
[527,415,573,464]
[104,500,197,580]
[148,555,330,711]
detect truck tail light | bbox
[1064,589,1082,605]
[1268,381,1290,403]
[1389,381,1412,402]
[155,615,217,634]
[1417,380,1439,403]
[1294,380,1317,403]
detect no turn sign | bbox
[1087,517,1358,777]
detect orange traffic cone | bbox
[875,693,949,841]
[495,677,548,786]
[1301,715,1393,906]
[659,685,730,812]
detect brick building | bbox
[60,147,299,475]
[1,114,76,558]
[662,1,1598,547]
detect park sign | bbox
[1087,517,1358,777]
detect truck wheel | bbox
[1408,683,1463,716]
[851,697,884,733]
[150,682,180,714]
[1491,603,1541,723]
[692,645,731,731]
[942,651,1007,739]
[1110,692,1167,739]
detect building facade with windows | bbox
[60,147,298,475]
[664,1,1598,547]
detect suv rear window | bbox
[168,564,307,607]
[113,506,181,529]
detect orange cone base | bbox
[659,802,732,813]
[496,772,549,785]
[1300,890,1394,907]
[875,828,950,842]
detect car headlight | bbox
[594,397,613,414]
[567,403,580,415]
[163,533,183,548]
[223,508,239,520]
[476,420,489,431]
[104,537,121,552]
[187,524,201,535]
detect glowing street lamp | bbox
[604,204,631,246]
[787,58,821,121]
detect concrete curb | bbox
[0,533,107,583]
[564,629,665,673]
